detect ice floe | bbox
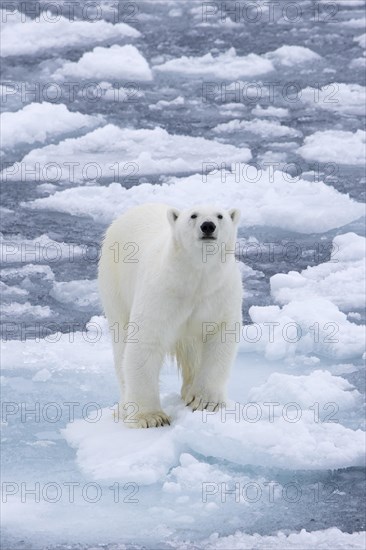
[54,45,153,81]
[5,125,251,182]
[298,130,366,165]
[1,103,102,149]
[25,169,364,233]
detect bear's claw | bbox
[185,393,222,412]
[126,411,171,429]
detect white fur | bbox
[98,203,243,428]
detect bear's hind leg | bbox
[176,340,200,402]
[185,331,238,412]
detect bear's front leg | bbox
[120,339,171,428]
[185,324,239,412]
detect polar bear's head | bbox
[167,205,240,256]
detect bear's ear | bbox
[228,208,241,225]
[167,208,180,227]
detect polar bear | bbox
[98,203,243,428]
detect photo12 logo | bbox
[200,2,339,24]
[202,480,342,504]
[1,81,142,105]
[1,2,140,24]
[1,481,139,504]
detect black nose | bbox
[200,221,216,235]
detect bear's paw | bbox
[126,410,171,429]
[185,388,225,412]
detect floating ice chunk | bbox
[1,301,52,319]
[248,370,362,411]
[243,298,365,361]
[149,96,185,110]
[238,262,264,280]
[154,47,274,79]
[178,403,365,470]
[154,45,320,79]
[348,312,362,321]
[0,11,140,57]
[8,125,250,182]
[0,103,102,149]
[25,168,364,233]
[50,279,100,309]
[341,17,366,28]
[213,118,301,138]
[325,0,365,5]
[0,234,83,263]
[324,0,365,4]
[251,105,289,118]
[265,45,322,66]
[54,45,152,81]
[63,405,179,484]
[63,393,365,479]
[201,528,366,550]
[1,263,55,282]
[0,206,13,215]
[270,233,366,310]
[32,369,52,382]
[219,103,247,116]
[92,82,145,102]
[301,84,366,116]
[298,129,366,165]
[351,57,366,69]
[0,281,28,298]
[164,452,238,495]
[1,315,112,372]
[2,310,364,478]
[354,33,366,49]
[168,8,182,17]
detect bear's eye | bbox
[217,214,223,219]
[191,214,198,219]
